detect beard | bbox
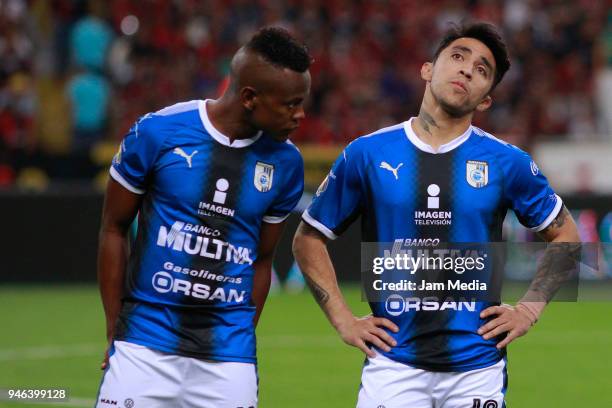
[439,98,474,118]
[431,85,481,118]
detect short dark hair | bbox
[433,22,510,90]
[245,27,312,73]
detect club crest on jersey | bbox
[254,161,274,192]
[466,160,488,188]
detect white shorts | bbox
[357,352,507,408]
[95,341,258,408]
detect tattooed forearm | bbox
[526,242,581,302]
[418,109,439,135]
[304,275,330,305]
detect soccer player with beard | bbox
[96,27,311,408]
[293,22,580,407]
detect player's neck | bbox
[206,98,260,142]
[413,103,473,151]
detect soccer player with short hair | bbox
[293,22,580,407]
[96,27,311,408]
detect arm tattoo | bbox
[304,275,330,306]
[418,109,439,135]
[527,242,581,302]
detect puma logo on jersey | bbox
[173,147,199,168]
[379,161,403,180]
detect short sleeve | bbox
[263,153,305,224]
[110,114,164,194]
[303,144,363,239]
[505,149,562,232]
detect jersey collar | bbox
[403,117,473,154]
[198,99,262,148]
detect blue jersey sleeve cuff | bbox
[531,194,563,232]
[110,166,146,194]
[302,210,338,240]
[263,213,291,224]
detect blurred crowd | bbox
[0,0,610,186]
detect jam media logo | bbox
[254,161,274,192]
[385,294,406,317]
[466,160,488,188]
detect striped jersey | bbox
[109,99,304,363]
[303,118,561,371]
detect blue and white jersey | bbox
[110,99,304,363]
[304,118,562,372]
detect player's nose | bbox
[293,106,306,121]
[459,68,473,80]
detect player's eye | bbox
[477,66,488,77]
[286,100,302,109]
[452,53,463,61]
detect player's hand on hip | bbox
[478,304,536,349]
[100,339,112,370]
[336,314,399,358]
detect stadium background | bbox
[1,0,611,407]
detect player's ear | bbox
[421,62,433,82]
[476,95,492,112]
[240,86,258,111]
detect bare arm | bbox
[525,206,581,301]
[292,222,398,357]
[480,205,581,348]
[97,178,142,367]
[252,221,287,326]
